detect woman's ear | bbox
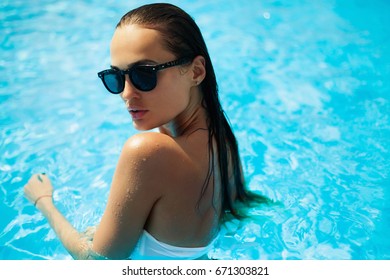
[191,55,206,85]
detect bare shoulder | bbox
[124,132,177,151]
[123,132,185,158]
[121,132,192,179]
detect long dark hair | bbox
[117,3,269,220]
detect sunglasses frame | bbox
[97,57,192,94]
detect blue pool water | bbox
[1,0,389,260]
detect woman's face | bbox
[110,24,194,131]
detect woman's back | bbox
[141,129,222,247]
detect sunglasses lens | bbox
[131,67,157,91]
[103,72,123,94]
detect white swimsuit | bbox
[130,230,215,260]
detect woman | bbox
[24,3,268,260]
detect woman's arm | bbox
[23,133,172,259]
[91,133,171,258]
[24,174,105,259]
[37,198,100,259]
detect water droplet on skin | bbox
[125,188,131,200]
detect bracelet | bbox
[34,195,53,207]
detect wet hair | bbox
[117,3,269,220]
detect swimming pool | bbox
[1,0,389,260]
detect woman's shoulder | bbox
[123,132,181,155]
[121,132,191,171]
[117,132,195,192]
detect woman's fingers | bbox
[37,174,43,182]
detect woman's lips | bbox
[128,109,148,120]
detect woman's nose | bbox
[121,75,140,101]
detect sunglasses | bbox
[97,57,191,94]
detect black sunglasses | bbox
[97,57,191,94]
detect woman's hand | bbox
[24,173,54,207]
[82,226,97,242]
